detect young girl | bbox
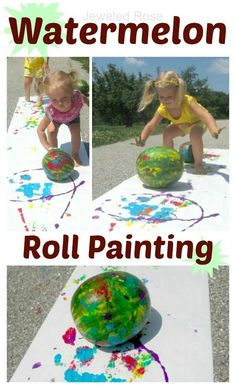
[24,57,49,106]
[137,70,221,174]
[37,70,89,166]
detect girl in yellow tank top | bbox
[137,70,222,174]
[24,57,49,106]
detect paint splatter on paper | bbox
[7,97,90,231]
[92,150,228,233]
[93,192,219,232]
[10,267,214,382]
[55,327,169,382]
[8,168,85,231]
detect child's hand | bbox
[131,136,146,146]
[211,126,225,139]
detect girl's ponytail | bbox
[138,79,157,112]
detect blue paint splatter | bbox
[16,183,41,198]
[123,202,158,217]
[41,183,53,197]
[122,201,175,221]
[152,206,175,220]
[20,174,31,180]
[64,369,126,382]
[74,347,96,363]
[16,182,53,199]
[54,353,63,366]
[137,196,152,202]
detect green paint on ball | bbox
[42,148,74,182]
[71,271,151,347]
[136,146,183,188]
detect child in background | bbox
[137,70,221,174]
[24,57,49,106]
[37,70,89,166]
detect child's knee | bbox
[47,124,58,135]
[47,127,55,134]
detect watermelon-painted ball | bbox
[42,148,74,182]
[179,144,194,164]
[71,271,151,347]
[136,146,183,188]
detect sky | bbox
[93,57,229,93]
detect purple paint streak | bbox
[32,362,42,369]
[131,336,169,382]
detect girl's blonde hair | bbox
[138,70,186,111]
[43,70,79,96]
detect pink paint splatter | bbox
[69,360,77,370]
[170,200,183,207]
[17,207,30,231]
[109,222,116,231]
[62,327,76,345]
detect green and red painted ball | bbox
[136,146,184,188]
[42,148,74,182]
[71,271,151,347]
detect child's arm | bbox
[189,100,220,138]
[137,111,163,146]
[37,114,51,150]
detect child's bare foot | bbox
[194,165,207,175]
[72,155,81,167]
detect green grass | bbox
[70,57,89,72]
[93,123,165,147]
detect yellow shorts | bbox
[175,121,207,135]
[24,66,43,78]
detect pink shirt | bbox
[45,90,84,124]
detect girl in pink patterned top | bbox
[37,70,89,166]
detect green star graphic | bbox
[189,240,228,277]
[5,3,64,55]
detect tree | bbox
[93,64,148,127]
[180,66,228,118]
[93,64,228,126]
